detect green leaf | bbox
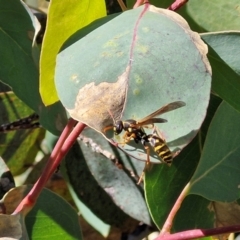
[2,186,82,239]
[40,0,106,105]
[0,92,45,175]
[173,195,214,232]
[201,32,240,75]
[65,134,150,228]
[25,188,82,240]
[81,128,150,223]
[0,0,67,135]
[201,32,240,113]
[0,0,38,107]
[67,186,111,238]
[55,5,211,163]
[189,101,240,202]
[61,13,120,52]
[145,136,202,230]
[186,0,240,31]
[145,94,221,230]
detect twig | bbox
[117,0,127,11]
[78,134,120,165]
[0,113,40,132]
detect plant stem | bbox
[12,119,86,215]
[133,0,148,9]
[160,182,190,234]
[167,0,188,11]
[117,0,127,11]
[155,224,240,240]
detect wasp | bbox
[104,101,185,182]
[105,101,185,144]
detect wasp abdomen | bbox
[148,134,173,165]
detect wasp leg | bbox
[172,150,181,158]
[137,145,151,185]
[123,132,137,143]
[153,126,166,141]
[114,132,137,146]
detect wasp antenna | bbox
[102,109,116,133]
[107,109,116,125]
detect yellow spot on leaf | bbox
[142,27,149,33]
[71,74,79,84]
[133,88,140,95]
[134,74,143,84]
[136,43,149,54]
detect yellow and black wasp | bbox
[104,101,185,182]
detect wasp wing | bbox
[135,118,167,127]
[137,101,186,125]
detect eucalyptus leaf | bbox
[201,32,240,113]
[55,5,211,163]
[65,130,151,228]
[2,185,82,239]
[190,101,240,202]
[186,0,240,32]
[201,31,240,75]
[0,0,67,135]
[173,195,214,232]
[25,188,83,239]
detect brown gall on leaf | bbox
[67,66,130,134]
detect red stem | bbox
[129,1,149,66]
[132,0,188,11]
[157,181,240,239]
[156,225,240,240]
[13,119,86,215]
[133,0,148,9]
[133,0,144,8]
[160,183,190,234]
[167,0,189,11]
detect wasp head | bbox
[113,121,123,135]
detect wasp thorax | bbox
[128,127,133,132]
